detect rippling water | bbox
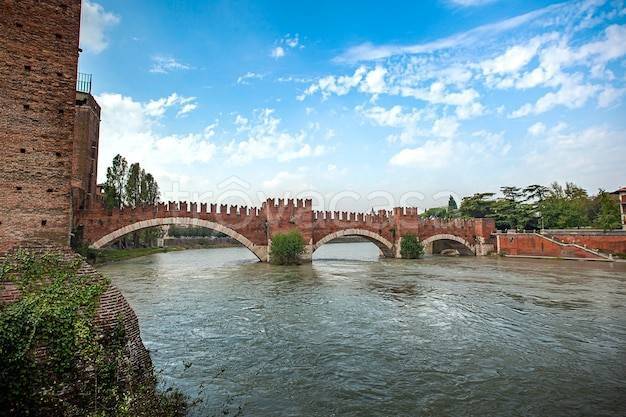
[98,243,626,417]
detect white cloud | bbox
[80,0,120,54]
[389,140,454,168]
[150,56,192,74]
[299,66,367,100]
[510,79,599,118]
[360,66,387,94]
[431,117,459,138]
[96,93,216,182]
[271,46,285,58]
[284,34,301,49]
[270,34,304,59]
[237,72,264,85]
[480,34,554,76]
[177,103,198,117]
[262,171,310,190]
[358,105,422,128]
[358,105,428,144]
[598,86,626,107]
[524,124,626,183]
[224,109,326,165]
[527,122,546,136]
[334,2,563,62]
[144,93,197,117]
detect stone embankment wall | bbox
[0,243,152,371]
[544,230,626,255]
[496,233,618,260]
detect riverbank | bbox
[82,241,245,265]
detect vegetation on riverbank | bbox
[0,251,190,416]
[270,230,306,265]
[422,182,622,231]
[400,234,425,259]
[75,246,181,265]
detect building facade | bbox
[72,86,101,211]
[0,0,82,252]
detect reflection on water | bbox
[98,243,626,417]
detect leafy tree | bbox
[447,195,458,211]
[103,154,128,209]
[102,156,161,248]
[125,163,143,208]
[523,184,550,202]
[421,207,449,219]
[270,230,306,265]
[141,173,160,205]
[593,190,621,231]
[539,182,589,228]
[400,233,424,259]
[459,193,496,218]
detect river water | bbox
[98,243,626,417]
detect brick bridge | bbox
[75,199,496,262]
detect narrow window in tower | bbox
[20,148,26,153]
[24,65,31,71]
[41,220,47,226]
[16,22,23,28]
[16,186,23,191]
[23,104,30,110]
[55,33,63,40]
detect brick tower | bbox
[0,0,82,252]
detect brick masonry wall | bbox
[72,91,101,210]
[76,198,497,255]
[0,0,81,252]
[0,243,152,371]
[497,233,607,260]
[549,234,626,255]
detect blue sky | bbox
[79,0,626,211]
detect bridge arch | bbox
[90,217,267,261]
[420,234,475,256]
[313,228,395,258]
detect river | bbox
[98,242,626,417]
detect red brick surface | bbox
[497,234,608,259]
[0,0,81,252]
[549,234,626,255]
[76,199,497,250]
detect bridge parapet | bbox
[75,200,496,259]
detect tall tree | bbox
[125,163,142,208]
[103,154,127,209]
[459,193,495,218]
[593,190,621,231]
[448,195,458,211]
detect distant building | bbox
[72,74,101,210]
[612,187,626,230]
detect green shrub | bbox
[270,230,306,265]
[0,251,190,417]
[400,234,424,259]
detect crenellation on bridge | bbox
[75,199,497,261]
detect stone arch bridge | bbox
[75,199,496,262]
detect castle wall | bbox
[0,0,82,252]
